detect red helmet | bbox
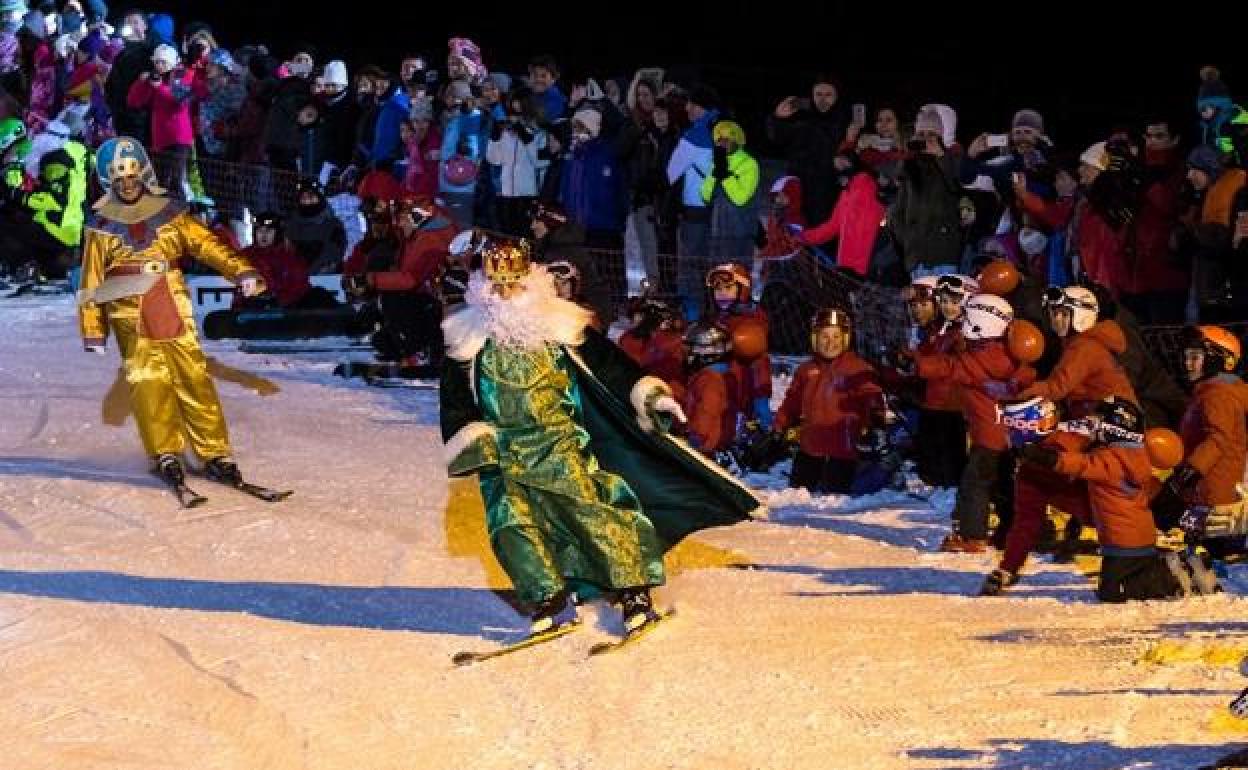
[706,262,751,299]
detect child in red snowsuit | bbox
[706,262,772,430]
[233,212,312,309]
[773,308,884,494]
[680,322,740,457]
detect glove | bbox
[978,568,1018,597]
[512,123,534,144]
[1203,505,1248,538]
[342,273,370,298]
[649,394,687,428]
[1151,483,1188,532]
[238,274,266,298]
[1018,443,1059,469]
[712,146,730,180]
[1166,463,1200,496]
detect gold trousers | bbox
[113,318,231,459]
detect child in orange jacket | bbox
[680,322,740,457]
[705,262,773,429]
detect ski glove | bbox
[1019,444,1059,469]
[343,273,370,298]
[650,395,687,427]
[978,568,1017,596]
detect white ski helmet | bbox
[962,294,1014,341]
[1043,285,1099,333]
[936,274,980,306]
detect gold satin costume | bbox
[78,195,259,460]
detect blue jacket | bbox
[560,136,624,232]
[537,85,567,124]
[370,88,410,169]
[440,108,486,194]
[666,109,719,208]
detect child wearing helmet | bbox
[1012,396,1203,601]
[900,274,967,488]
[910,293,1035,552]
[706,261,773,430]
[1154,325,1248,552]
[618,297,686,393]
[772,307,885,494]
[546,259,603,331]
[679,321,740,458]
[232,211,312,309]
[987,285,1138,591]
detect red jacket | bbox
[344,215,455,292]
[1018,190,1075,232]
[800,172,883,276]
[916,338,1034,451]
[235,243,310,308]
[1180,374,1248,506]
[1055,443,1157,550]
[1022,320,1135,418]
[918,320,962,412]
[1074,200,1130,298]
[774,351,883,460]
[1124,149,1188,295]
[357,169,403,203]
[682,364,740,455]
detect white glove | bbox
[1202,507,1248,538]
[650,395,687,425]
[239,275,265,298]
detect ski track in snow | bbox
[0,295,1245,769]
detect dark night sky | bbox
[146,2,1232,153]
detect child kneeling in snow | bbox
[1000,396,1211,601]
[772,307,884,494]
[679,321,740,459]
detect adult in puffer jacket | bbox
[701,120,759,261]
[800,170,883,276]
[486,87,548,235]
[890,104,964,276]
[559,107,625,244]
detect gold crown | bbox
[482,237,532,285]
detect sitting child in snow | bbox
[757,175,805,261]
[705,262,773,430]
[679,321,741,459]
[1006,397,1214,601]
[546,260,603,331]
[772,307,884,495]
[618,297,687,396]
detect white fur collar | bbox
[442,266,592,361]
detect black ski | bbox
[587,608,676,657]
[452,621,582,666]
[193,469,293,502]
[152,468,208,509]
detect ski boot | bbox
[156,453,187,485]
[619,587,661,637]
[528,591,578,636]
[940,533,989,553]
[204,456,244,486]
[978,568,1018,596]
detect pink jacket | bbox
[127,68,204,151]
[800,172,883,276]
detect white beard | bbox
[443,265,593,361]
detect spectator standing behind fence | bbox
[352,66,388,169]
[890,104,965,278]
[198,49,245,162]
[370,70,412,177]
[104,11,151,143]
[616,71,669,291]
[17,10,57,133]
[264,43,316,172]
[126,43,200,199]
[766,75,848,226]
[486,85,546,236]
[474,71,510,231]
[527,54,565,124]
[438,79,484,227]
[702,120,758,262]
[318,60,357,173]
[1072,140,1141,300]
[667,84,719,319]
[399,105,441,199]
[560,106,625,253]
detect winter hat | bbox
[1199,66,1231,103]
[20,9,43,38]
[1186,144,1222,178]
[58,9,83,36]
[1080,141,1110,172]
[914,105,944,137]
[147,13,173,45]
[151,43,178,69]
[572,107,601,138]
[409,96,434,122]
[486,71,511,94]
[82,0,105,24]
[1011,108,1044,135]
[209,48,240,75]
[445,79,473,102]
[688,83,720,112]
[322,59,348,88]
[447,36,486,82]
[0,0,27,16]
[712,120,746,147]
